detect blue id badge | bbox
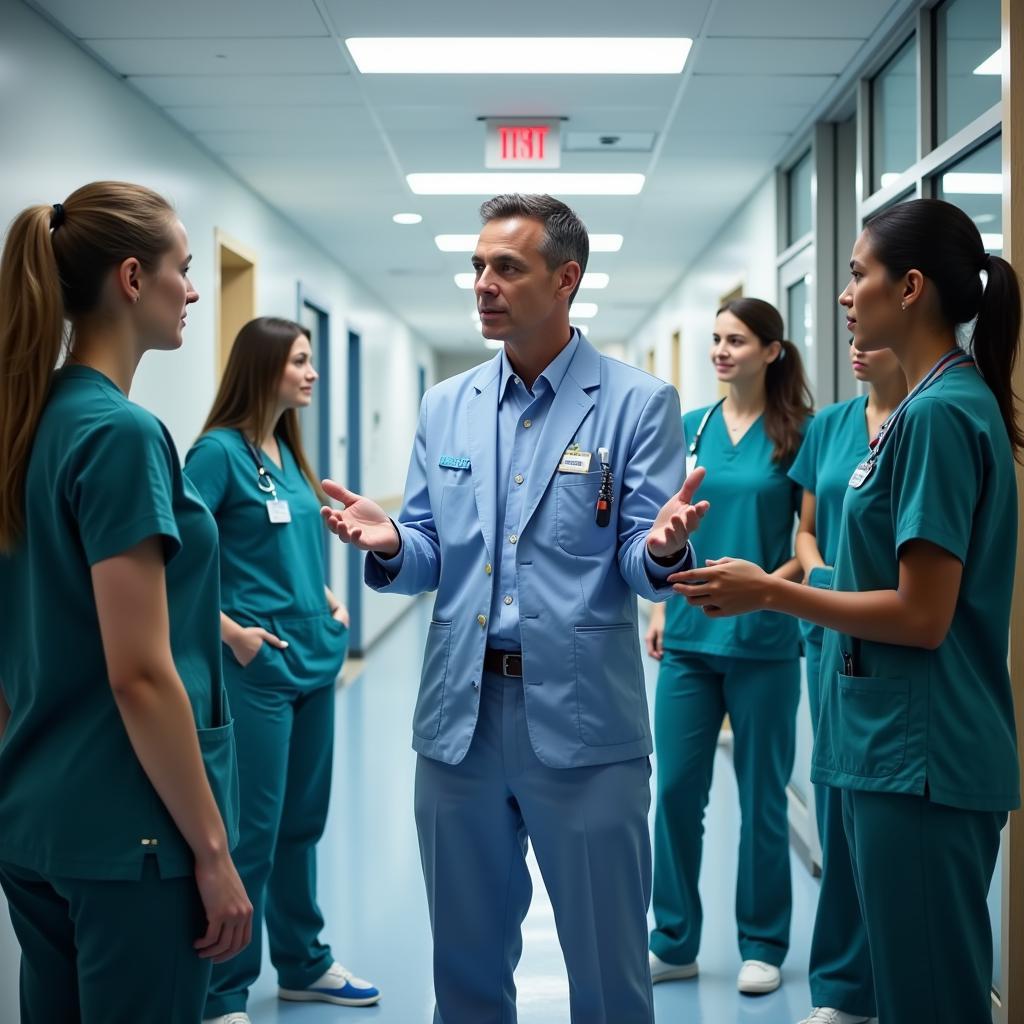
[439,455,471,470]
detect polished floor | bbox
[243,600,819,1024]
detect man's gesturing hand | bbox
[320,479,401,557]
[646,467,710,561]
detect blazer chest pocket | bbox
[555,472,614,556]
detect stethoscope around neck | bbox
[241,432,279,499]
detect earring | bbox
[900,301,906,311]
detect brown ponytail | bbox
[0,181,176,551]
[718,297,813,462]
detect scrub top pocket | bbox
[832,673,910,779]
[196,694,240,849]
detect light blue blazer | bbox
[366,336,687,768]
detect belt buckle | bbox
[502,653,520,677]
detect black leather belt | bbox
[484,648,523,678]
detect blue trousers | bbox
[650,649,799,967]
[204,667,335,1017]
[805,633,876,1016]
[414,670,654,1024]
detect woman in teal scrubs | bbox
[0,182,251,1023]
[186,317,379,1024]
[646,298,813,995]
[673,199,1021,1024]
[788,339,906,1024]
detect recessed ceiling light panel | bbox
[346,37,692,75]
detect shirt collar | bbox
[499,329,580,405]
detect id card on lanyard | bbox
[848,348,974,489]
[241,433,292,524]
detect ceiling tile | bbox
[86,37,346,75]
[129,73,358,107]
[30,0,329,38]
[325,0,712,36]
[163,104,371,133]
[707,0,899,39]
[693,36,865,75]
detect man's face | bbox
[471,217,578,344]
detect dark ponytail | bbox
[718,297,813,463]
[864,198,1023,457]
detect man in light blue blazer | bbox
[323,194,708,1024]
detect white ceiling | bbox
[31,0,903,353]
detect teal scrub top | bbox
[184,428,347,689]
[664,404,805,661]
[0,367,238,881]
[788,395,870,641]
[812,367,1020,812]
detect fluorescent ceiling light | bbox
[409,173,644,196]
[941,172,1002,195]
[438,233,623,253]
[346,38,692,75]
[572,302,598,318]
[484,339,504,350]
[974,49,1001,75]
[578,325,590,335]
[392,212,422,224]
[981,233,1003,251]
[455,271,609,290]
[880,172,901,188]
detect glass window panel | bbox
[871,35,917,194]
[936,134,1002,256]
[787,149,813,245]
[935,0,1001,145]
[989,841,1003,996]
[786,274,813,365]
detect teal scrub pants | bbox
[805,634,876,1016]
[0,855,210,1024]
[650,649,799,967]
[842,788,1004,1024]
[204,665,335,1018]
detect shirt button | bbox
[485,562,492,575]
[509,534,518,545]
[477,614,487,627]
[523,419,532,429]
[514,474,524,485]
[471,680,479,690]
[503,595,513,606]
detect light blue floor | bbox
[244,599,818,1024]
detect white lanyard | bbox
[685,398,725,474]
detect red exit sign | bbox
[486,118,561,168]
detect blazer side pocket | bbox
[414,620,453,740]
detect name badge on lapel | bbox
[848,458,875,489]
[557,444,592,474]
[439,455,471,471]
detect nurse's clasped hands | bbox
[646,466,710,558]
[670,556,771,616]
[320,479,400,556]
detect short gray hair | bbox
[479,193,589,303]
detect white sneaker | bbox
[797,1011,873,1024]
[279,960,381,1007]
[649,951,699,983]
[737,959,781,994]
[203,1015,251,1024]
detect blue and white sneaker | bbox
[279,961,381,1007]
